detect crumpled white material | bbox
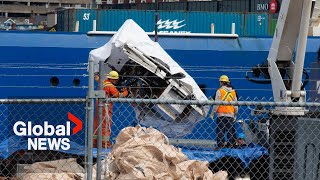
[94,126,227,180]
[88,19,210,138]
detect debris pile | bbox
[95,126,227,180]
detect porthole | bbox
[73,78,80,86]
[50,77,59,86]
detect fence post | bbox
[86,59,95,180]
[105,103,110,151]
[96,61,104,180]
[84,97,89,180]
[104,102,111,177]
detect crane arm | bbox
[268,0,312,99]
[247,0,317,115]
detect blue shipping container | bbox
[98,10,155,32]
[98,10,247,34]
[156,11,189,33]
[56,8,98,32]
[57,8,272,36]
[244,13,269,36]
[188,12,244,35]
[76,9,98,32]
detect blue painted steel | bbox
[99,10,246,34]
[57,9,71,31]
[245,13,269,36]
[1,31,319,151]
[1,31,319,100]
[57,9,77,32]
[98,10,155,32]
[188,12,244,35]
[56,9,275,36]
[56,9,98,32]
[76,9,97,32]
[157,11,189,33]
[56,10,64,31]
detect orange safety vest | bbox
[103,80,122,116]
[93,80,121,148]
[217,88,236,114]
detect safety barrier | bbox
[87,60,320,180]
[1,96,319,179]
[0,98,87,179]
[0,60,319,179]
[96,97,320,180]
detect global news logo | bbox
[13,112,82,151]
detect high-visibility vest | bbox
[217,88,236,114]
[103,80,121,97]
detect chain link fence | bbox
[0,96,319,179]
[0,99,88,179]
[88,52,320,180]
[0,60,319,180]
[98,97,320,180]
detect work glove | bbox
[94,72,100,82]
[122,88,129,97]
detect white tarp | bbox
[89,19,209,137]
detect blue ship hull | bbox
[0,32,319,170]
[1,31,319,99]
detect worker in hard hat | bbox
[210,75,238,148]
[93,70,129,148]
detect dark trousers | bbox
[216,116,235,147]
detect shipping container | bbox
[57,8,98,32]
[76,9,98,32]
[99,10,155,32]
[244,13,269,36]
[187,1,218,12]
[56,8,273,36]
[101,0,282,14]
[188,12,244,34]
[268,19,277,36]
[156,11,189,33]
[97,10,246,34]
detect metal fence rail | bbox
[0,96,319,179]
[96,97,320,180]
[0,59,319,179]
[0,98,87,178]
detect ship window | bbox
[73,78,80,86]
[50,77,59,86]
